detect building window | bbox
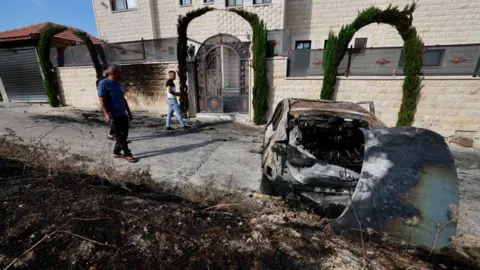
[204,0,214,3]
[226,0,243,7]
[254,0,271,4]
[111,0,136,11]
[293,41,312,69]
[180,0,192,5]
[354,38,367,53]
[398,49,445,67]
[295,40,311,50]
[474,57,480,77]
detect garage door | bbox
[0,47,47,102]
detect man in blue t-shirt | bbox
[98,64,136,163]
[96,64,116,140]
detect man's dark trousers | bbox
[109,122,116,138]
[112,116,131,156]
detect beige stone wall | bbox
[57,67,99,110]
[93,0,284,43]
[57,62,179,114]
[153,0,284,42]
[93,0,480,47]
[93,0,155,42]
[266,58,480,146]
[286,0,480,49]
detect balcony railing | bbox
[287,44,480,77]
[51,37,178,67]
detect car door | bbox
[262,101,285,175]
[263,101,284,150]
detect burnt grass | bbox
[0,141,479,269]
[0,157,311,270]
[0,158,292,269]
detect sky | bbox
[0,0,98,37]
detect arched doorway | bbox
[195,34,250,114]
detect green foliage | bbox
[177,7,214,115]
[230,9,269,125]
[37,25,67,107]
[397,30,423,127]
[72,30,103,79]
[176,7,269,124]
[321,32,338,100]
[321,2,423,127]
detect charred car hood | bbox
[331,127,459,250]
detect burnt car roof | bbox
[285,99,382,126]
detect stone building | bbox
[57,0,480,146]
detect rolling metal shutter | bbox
[0,47,47,102]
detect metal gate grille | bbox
[195,34,250,114]
[0,47,47,102]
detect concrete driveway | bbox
[0,104,264,191]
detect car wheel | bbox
[259,174,275,195]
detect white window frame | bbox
[111,0,136,11]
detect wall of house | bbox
[285,0,480,49]
[93,0,156,42]
[93,0,285,44]
[266,58,480,147]
[93,0,480,46]
[57,62,179,114]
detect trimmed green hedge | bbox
[229,9,269,125]
[38,25,103,107]
[37,25,67,107]
[177,7,269,124]
[177,7,214,116]
[321,3,423,127]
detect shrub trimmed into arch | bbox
[177,7,269,124]
[321,3,423,127]
[38,25,102,107]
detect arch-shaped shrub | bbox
[177,7,268,124]
[38,25,102,107]
[321,3,423,126]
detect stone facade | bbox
[266,58,480,147]
[94,0,480,46]
[57,67,100,110]
[57,63,178,114]
[93,0,156,42]
[93,0,284,43]
[285,0,480,49]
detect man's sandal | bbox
[114,154,138,163]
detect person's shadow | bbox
[134,138,229,159]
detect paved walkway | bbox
[0,104,264,191]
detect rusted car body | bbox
[261,98,459,250]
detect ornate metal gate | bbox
[195,34,250,113]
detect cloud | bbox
[32,0,44,6]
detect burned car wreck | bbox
[261,99,459,250]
